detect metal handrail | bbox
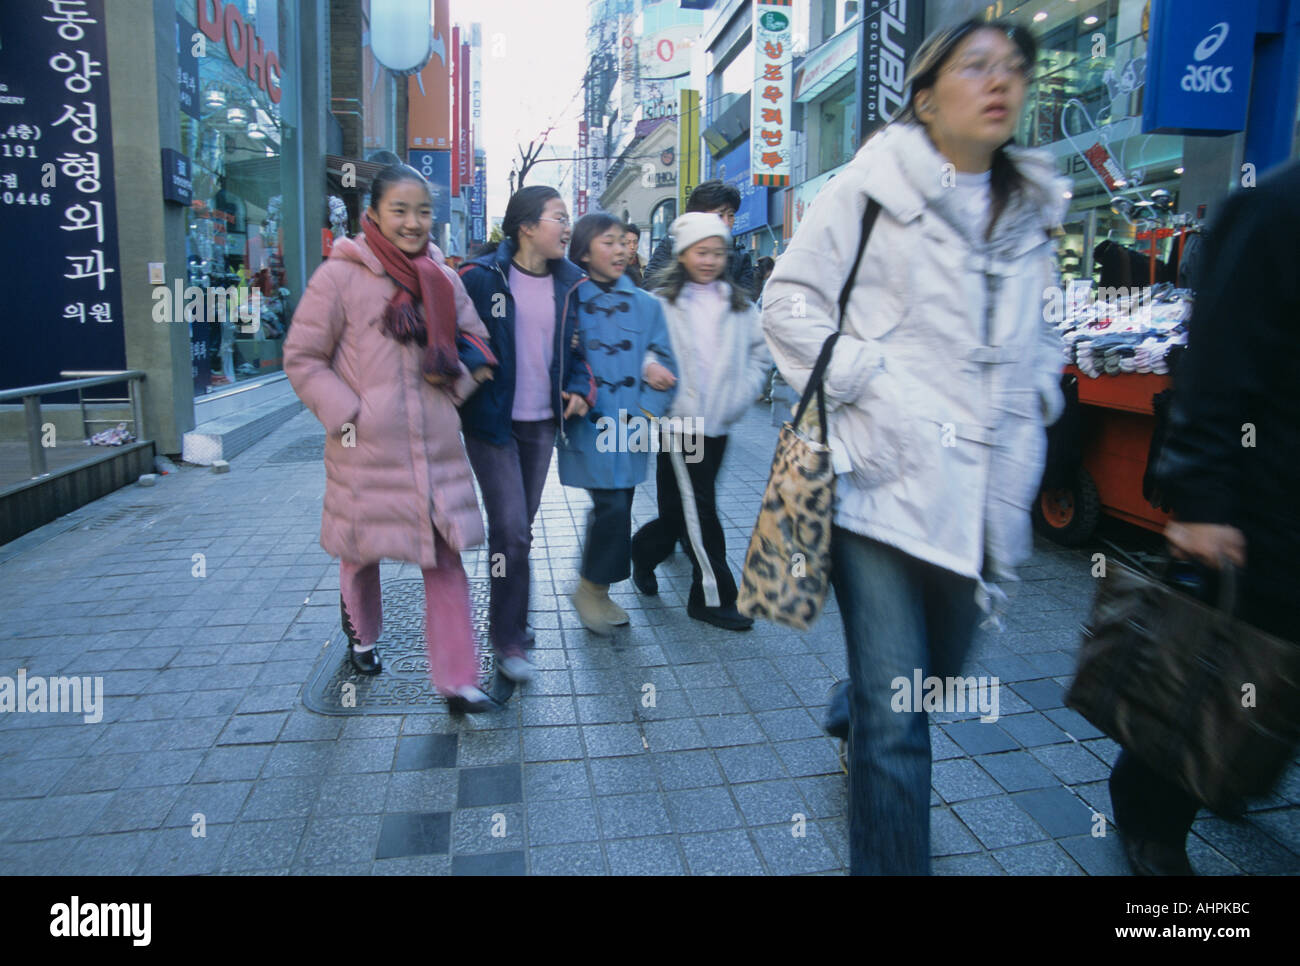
[0,370,146,480]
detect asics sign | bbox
[1142,0,1252,135]
[1181,23,1232,93]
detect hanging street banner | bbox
[751,0,792,187]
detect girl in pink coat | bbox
[284,164,499,714]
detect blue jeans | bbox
[829,527,981,875]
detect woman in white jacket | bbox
[762,19,1067,874]
[632,213,771,630]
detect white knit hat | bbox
[670,212,730,256]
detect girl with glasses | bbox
[762,19,1068,873]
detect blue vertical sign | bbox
[714,140,768,236]
[1142,0,1257,135]
[0,0,125,392]
[472,164,486,244]
[408,150,452,224]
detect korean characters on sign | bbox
[751,1,793,188]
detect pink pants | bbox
[338,531,478,695]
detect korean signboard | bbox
[751,0,792,187]
[409,0,452,149]
[409,150,452,224]
[678,89,700,213]
[0,0,125,391]
[1141,0,1255,135]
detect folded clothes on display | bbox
[1055,284,1192,377]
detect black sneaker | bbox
[686,601,753,631]
[632,560,659,596]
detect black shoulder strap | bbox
[792,197,883,437]
[836,197,882,328]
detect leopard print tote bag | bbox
[738,200,881,630]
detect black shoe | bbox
[348,646,382,676]
[824,680,851,740]
[341,597,382,674]
[632,560,659,596]
[1119,831,1195,876]
[445,686,498,715]
[686,601,753,631]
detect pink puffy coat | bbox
[284,235,491,568]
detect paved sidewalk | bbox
[1,403,1297,875]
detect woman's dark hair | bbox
[368,163,431,211]
[650,259,752,313]
[686,179,742,214]
[503,185,562,244]
[623,222,641,239]
[893,19,1037,240]
[756,256,775,281]
[569,213,623,268]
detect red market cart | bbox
[1034,363,1173,545]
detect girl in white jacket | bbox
[762,20,1067,874]
[631,213,771,630]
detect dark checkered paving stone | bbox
[265,434,327,464]
[302,579,494,714]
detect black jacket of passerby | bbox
[1153,160,1300,615]
[642,234,757,299]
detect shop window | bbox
[179,0,297,397]
[816,74,857,175]
[650,198,676,254]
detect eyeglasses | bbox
[537,216,571,228]
[946,55,1032,82]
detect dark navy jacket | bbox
[457,239,597,446]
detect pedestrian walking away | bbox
[1107,158,1300,876]
[457,186,597,684]
[633,212,771,632]
[283,163,500,715]
[558,213,677,635]
[642,180,758,299]
[762,19,1067,874]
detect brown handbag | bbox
[737,200,881,630]
[1066,559,1300,815]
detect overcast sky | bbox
[450,0,589,222]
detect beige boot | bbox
[571,578,614,636]
[599,589,629,626]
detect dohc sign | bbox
[1141,0,1256,135]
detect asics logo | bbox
[1193,22,1228,62]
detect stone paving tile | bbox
[680,829,765,875]
[605,836,685,875]
[5,405,1300,876]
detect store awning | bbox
[794,20,859,103]
[326,155,387,194]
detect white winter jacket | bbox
[660,284,771,435]
[762,122,1068,582]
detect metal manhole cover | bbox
[266,434,326,464]
[302,578,497,714]
[77,505,162,530]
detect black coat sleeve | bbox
[1153,182,1291,525]
[730,249,758,300]
[642,235,674,289]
